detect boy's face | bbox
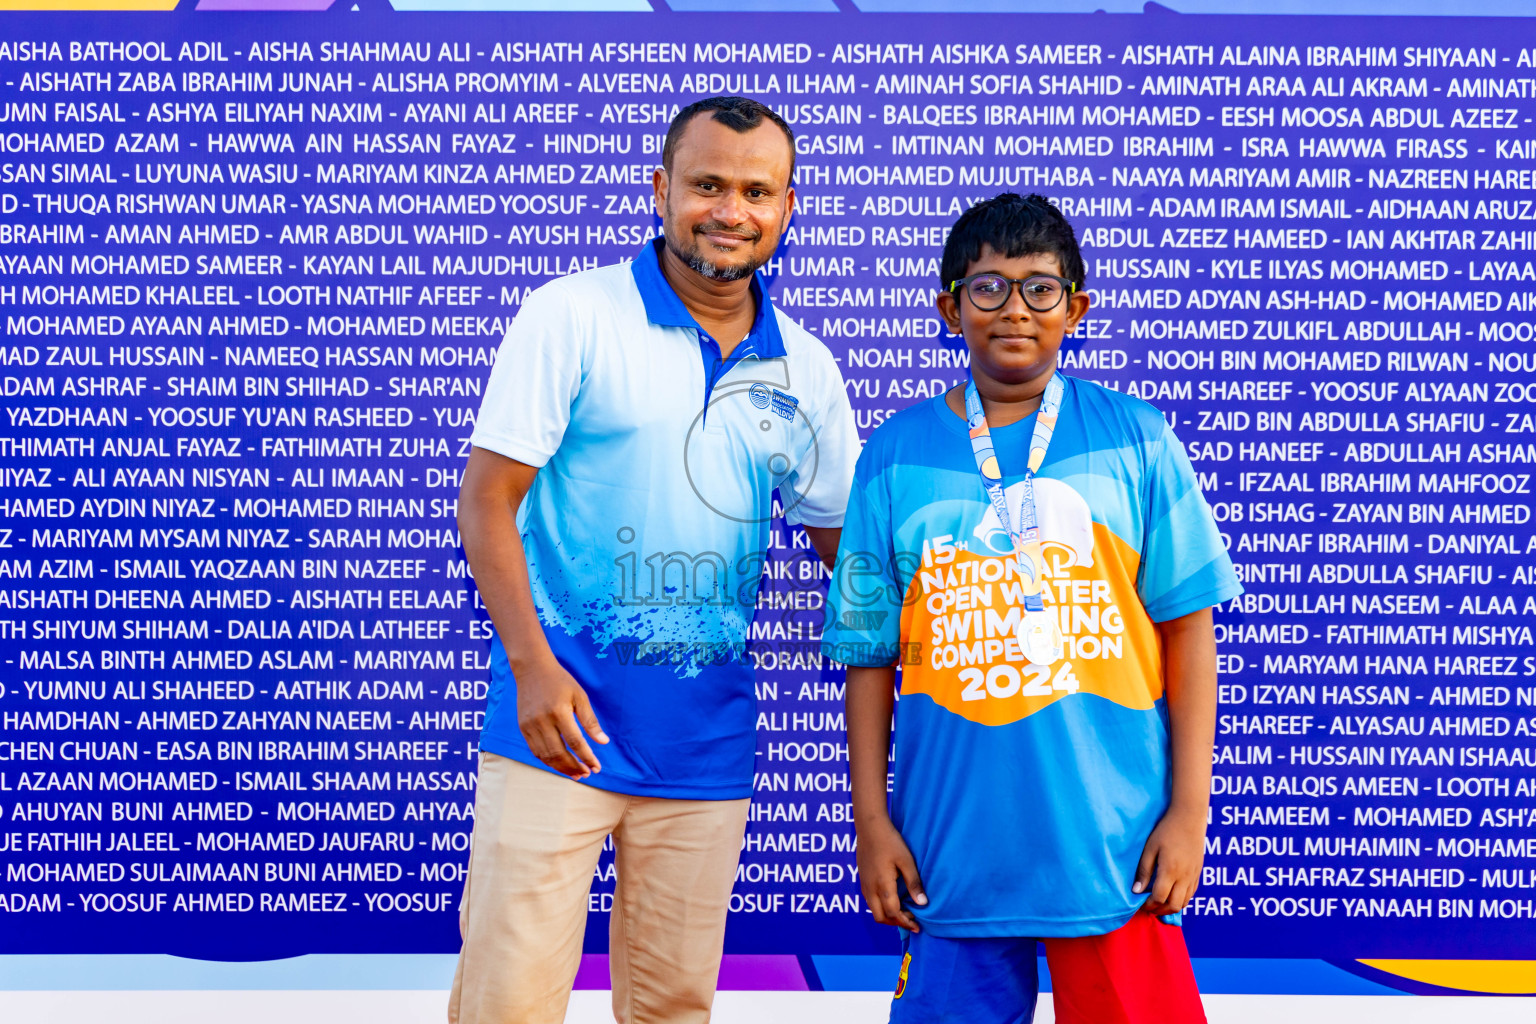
[936,246,1092,389]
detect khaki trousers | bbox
[449,753,750,1024]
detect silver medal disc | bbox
[1017,609,1063,667]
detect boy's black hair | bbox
[939,193,1085,294]
[663,96,796,179]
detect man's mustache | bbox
[694,222,761,244]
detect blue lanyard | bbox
[962,373,1067,664]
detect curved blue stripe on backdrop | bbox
[852,0,1536,11]
[388,0,649,9]
[1191,958,1406,996]
[1154,0,1536,13]
[809,956,1409,994]
[0,953,1452,994]
[1322,960,1514,998]
[810,955,901,991]
[852,0,1144,9]
[668,0,839,8]
[0,955,460,991]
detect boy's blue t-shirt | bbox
[822,375,1242,938]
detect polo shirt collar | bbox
[631,238,786,359]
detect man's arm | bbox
[457,447,607,779]
[1134,606,1217,914]
[847,664,926,930]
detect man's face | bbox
[936,246,1091,386]
[654,115,795,282]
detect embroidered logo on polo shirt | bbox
[749,383,771,409]
[770,388,798,421]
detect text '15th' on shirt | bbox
[468,239,859,800]
[822,375,1242,937]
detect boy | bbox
[822,193,1241,1024]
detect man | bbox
[450,97,859,1024]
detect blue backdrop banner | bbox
[1,5,1535,999]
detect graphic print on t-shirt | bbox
[974,477,1095,569]
[900,476,1162,728]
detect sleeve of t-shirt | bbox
[820,442,906,667]
[780,344,860,529]
[468,281,584,469]
[1137,423,1244,622]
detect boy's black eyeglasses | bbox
[948,273,1077,313]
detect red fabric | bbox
[1043,910,1207,1024]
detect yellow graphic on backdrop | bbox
[1358,959,1536,995]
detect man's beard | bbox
[666,220,765,282]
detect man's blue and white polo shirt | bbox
[469,239,859,799]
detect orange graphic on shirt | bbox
[899,518,1161,728]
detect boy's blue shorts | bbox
[887,930,1040,1024]
[884,912,1207,1024]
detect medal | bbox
[964,373,1066,667]
[1019,608,1064,666]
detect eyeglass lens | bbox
[966,275,1066,312]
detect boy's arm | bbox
[847,664,927,931]
[1134,606,1217,915]
[804,526,841,569]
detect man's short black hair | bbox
[662,96,796,180]
[939,193,1085,293]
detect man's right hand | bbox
[515,658,609,779]
[856,814,927,932]
[458,449,611,782]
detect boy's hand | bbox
[1133,806,1205,915]
[857,815,928,931]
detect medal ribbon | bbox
[963,373,1066,614]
